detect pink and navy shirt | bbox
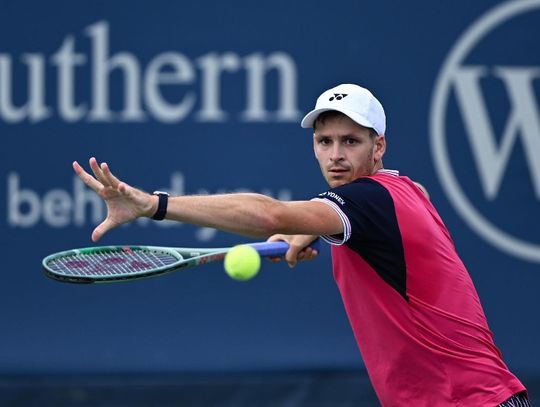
[312,170,525,407]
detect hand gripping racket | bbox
[42,240,320,284]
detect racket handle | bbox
[248,239,320,257]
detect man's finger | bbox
[73,161,104,192]
[101,162,122,188]
[310,249,319,260]
[304,248,319,261]
[268,234,287,243]
[117,182,136,199]
[89,157,110,187]
[285,246,301,268]
[91,218,115,242]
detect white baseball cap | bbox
[301,84,386,135]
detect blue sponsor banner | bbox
[0,0,539,375]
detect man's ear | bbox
[374,135,386,162]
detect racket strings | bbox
[46,249,179,277]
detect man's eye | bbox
[345,138,358,145]
[319,138,331,145]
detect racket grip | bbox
[248,239,320,258]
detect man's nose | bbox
[330,145,344,162]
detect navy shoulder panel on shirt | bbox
[329,178,408,301]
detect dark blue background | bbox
[1,0,538,383]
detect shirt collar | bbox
[376,169,399,176]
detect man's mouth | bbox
[328,168,349,175]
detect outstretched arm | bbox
[74,157,343,242]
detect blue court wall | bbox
[0,0,539,379]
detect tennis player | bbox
[74,83,529,407]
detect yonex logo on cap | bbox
[329,93,348,101]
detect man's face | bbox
[313,115,386,188]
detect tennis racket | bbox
[42,240,320,284]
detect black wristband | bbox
[151,191,169,220]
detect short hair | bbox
[313,111,378,139]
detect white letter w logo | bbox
[453,66,540,200]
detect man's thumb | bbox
[92,219,114,242]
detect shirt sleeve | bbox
[311,178,396,246]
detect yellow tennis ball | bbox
[224,245,261,281]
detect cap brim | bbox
[300,107,376,131]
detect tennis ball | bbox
[224,245,261,281]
